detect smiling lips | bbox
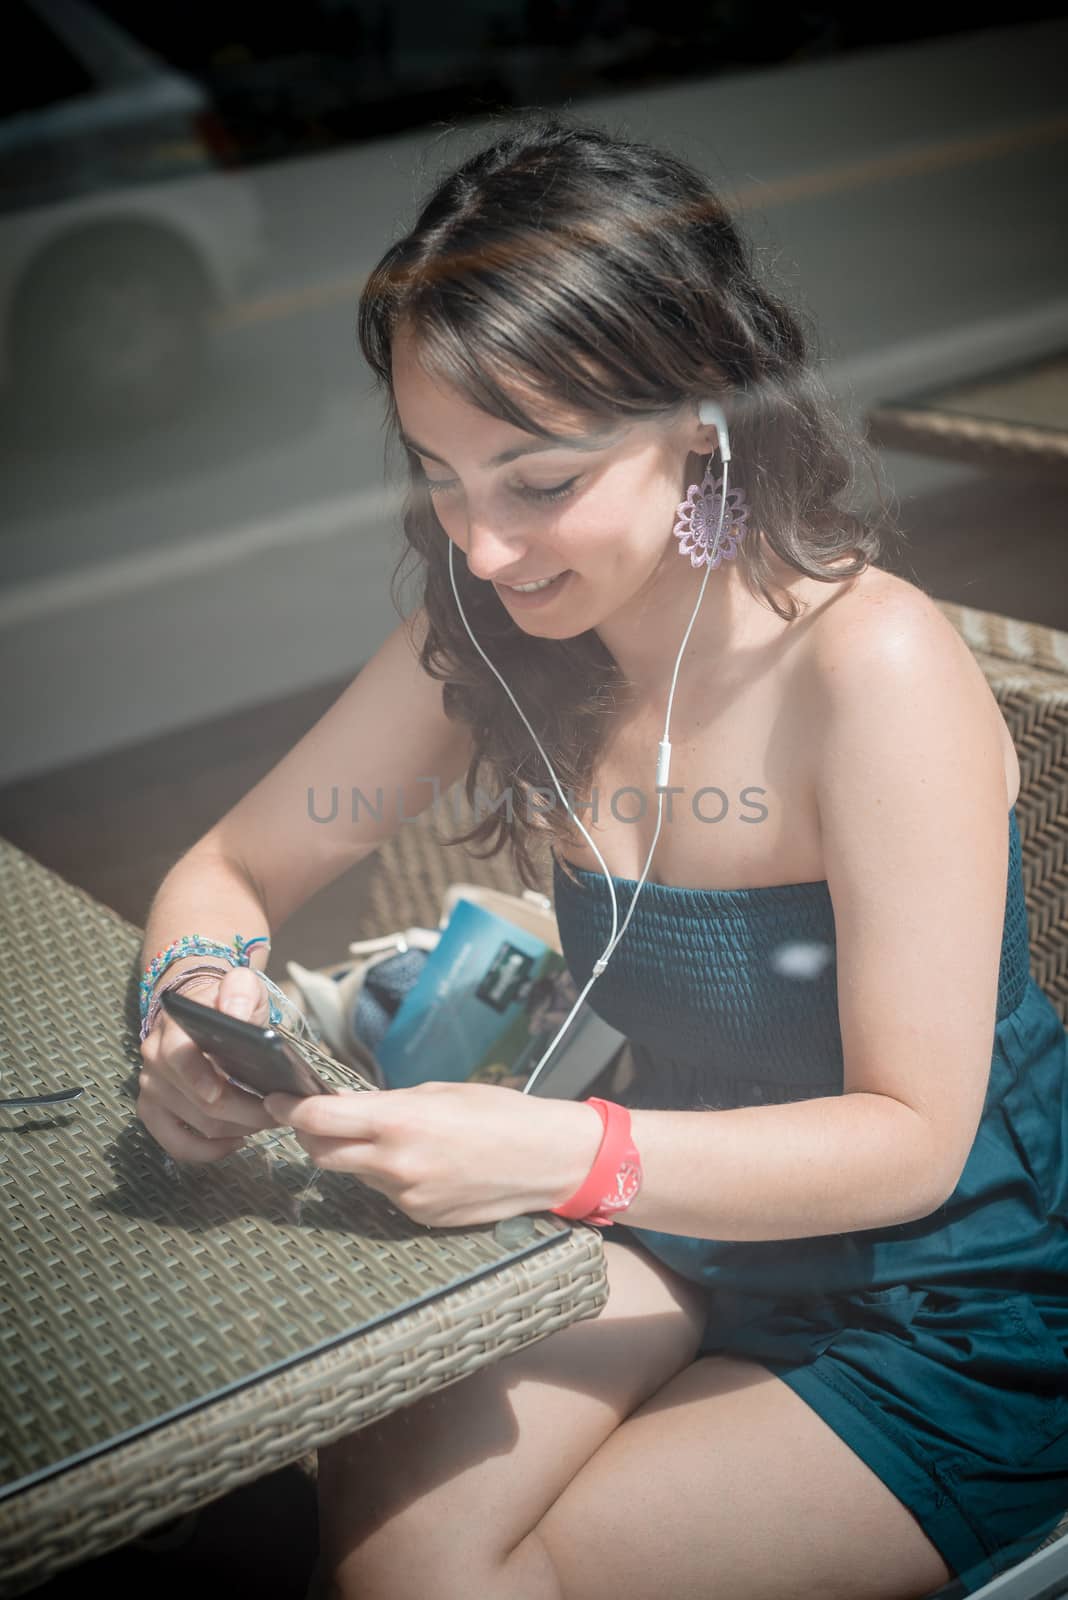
[504,573,565,591]
[495,570,573,604]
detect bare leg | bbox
[316,1235,709,1600]
[526,1354,956,1600]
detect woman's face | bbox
[391,326,715,643]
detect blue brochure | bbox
[374,898,626,1098]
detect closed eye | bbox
[424,476,579,504]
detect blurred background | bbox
[4,0,1068,947]
[3,0,1068,790]
[1,0,1066,786]
[2,4,1068,1593]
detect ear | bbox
[683,397,721,461]
[681,433,719,474]
[697,398,731,463]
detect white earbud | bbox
[697,398,731,463]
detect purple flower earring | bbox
[673,455,750,570]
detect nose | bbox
[460,513,531,584]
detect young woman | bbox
[136,115,1068,1599]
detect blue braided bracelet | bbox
[138,933,311,1043]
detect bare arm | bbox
[139,846,273,995]
[196,605,474,933]
[616,1095,943,1238]
[137,606,474,1163]
[617,590,1008,1239]
[141,606,471,987]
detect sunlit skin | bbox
[390,321,785,697]
[262,330,967,1599]
[255,337,797,1219]
[256,334,810,1213]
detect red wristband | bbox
[550,1098,642,1227]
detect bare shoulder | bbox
[806,567,1020,805]
[810,567,978,679]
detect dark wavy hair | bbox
[357,111,903,891]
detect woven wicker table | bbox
[0,839,608,1596]
[865,348,1068,478]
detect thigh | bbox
[530,1354,955,1600]
[317,1234,709,1591]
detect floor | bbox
[2,459,1066,1597]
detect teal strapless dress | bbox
[551,804,1068,1594]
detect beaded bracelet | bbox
[139,932,270,1020]
[138,933,311,1041]
[139,963,233,1045]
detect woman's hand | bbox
[137,965,277,1163]
[263,1081,605,1227]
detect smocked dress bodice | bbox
[550,803,1068,1313]
[551,805,1032,1114]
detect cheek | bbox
[428,482,659,567]
[554,507,616,568]
[569,475,642,538]
[426,501,468,551]
[567,480,663,562]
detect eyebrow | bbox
[399,427,621,470]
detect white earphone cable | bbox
[444,405,730,1096]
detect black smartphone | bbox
[160,988,336,1100]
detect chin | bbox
[514,614,585,641]
[500,579,590,639]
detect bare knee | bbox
[315,1237,708,1592]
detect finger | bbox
[157,1021,240,1109]
[150,965,273,1109]
[139,1066,272,1140]
[214,965,272,1026]
[152,1028,277,1129]
[262,1091,301,1126]
[291,1133,387,1176]
[137,1098,248,1166]
[139,1076,253,1142]
[197,1075,277,1129]
[264,1088,375,1137]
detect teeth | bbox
[509,574,562,593]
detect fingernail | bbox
[204,1078,222,1104]
[227,997,252,1020]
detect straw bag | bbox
[278,885,560,1086]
